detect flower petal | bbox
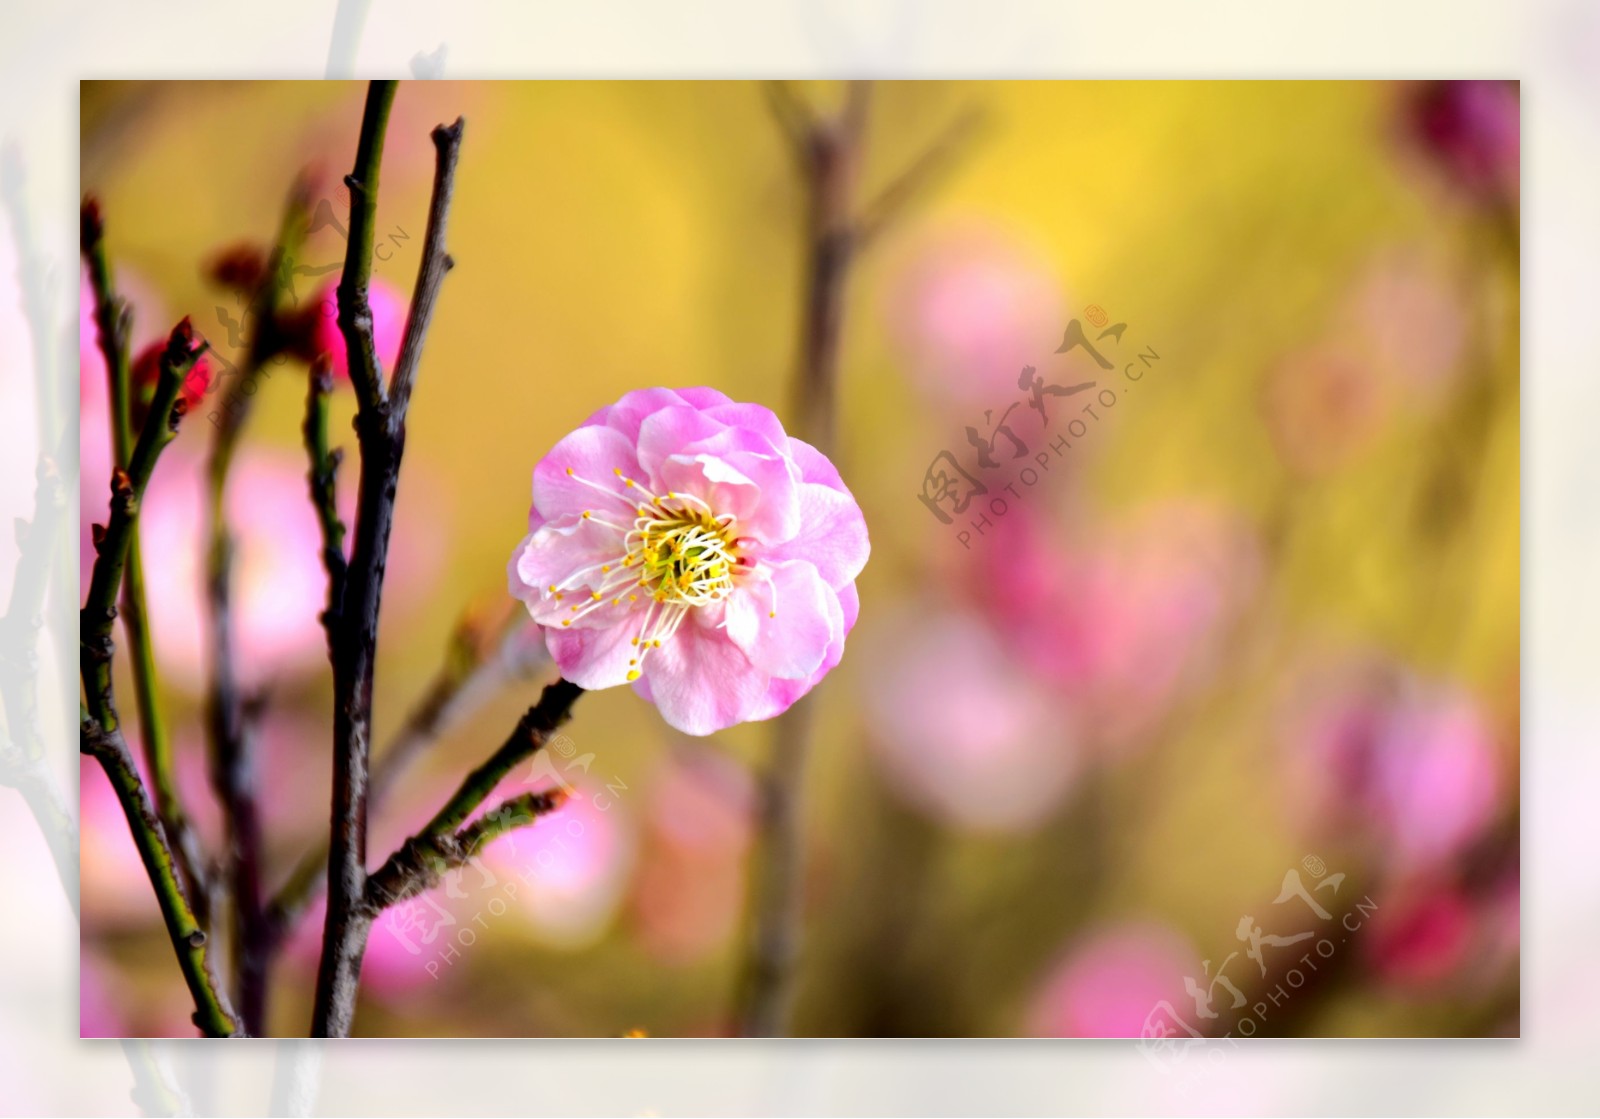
[508,518,633,628]
[546,610,648,690]
[639,619,769,735]
[724,560,837,680]
[532,424,644,525]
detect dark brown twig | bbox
[203,182,312,1036]
[264,601,545,943]
[312,85,466,1038]
[312,680,579,1030]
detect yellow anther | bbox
[565,467,574,475]
[561,619,571,627]
[627,669,640,681]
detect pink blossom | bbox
[508,388,870,736]
[130,337,213,421]
[302,275,407,382]
[864,606,1078,833]
[1026,923,1198,1038]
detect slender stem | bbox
[83,717,240,1037]
[81,201,210,909]
[203,183,311,1036]
[415,678,583,839]
[364,680,583,911]
[367,788,567,910]
[303,356,347,660]
[334,79,397,412]
[786,81,869,455]
[78,320,240,1037]
[312,87,465,1038]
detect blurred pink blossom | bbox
[1026,923,1198,1037]
[137,446,340,691]
[1365,880,1475,989]
[481,786,636,949]
[1401,81,1519,208]
[1278,651,1505,874]
[301,275,407,382]
[883,222,1067,406]
[970,501,1260,749]
[630,749,755,963]
[79,757,161,930]
[864,606,1078,833]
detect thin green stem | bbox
[82,200,207,905]
[82,716,239,1037]
[419,678,583,838]
[367,788,567,911]
[78,319,239,1037]
[336,77,397,411]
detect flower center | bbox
[553,465,750,681]
[629,506,738,607]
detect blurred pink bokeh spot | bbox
[306,276,407,382]
[1026,923,1198,1037]
[865,606,1078,833]
[287,896,439,1001]
[79,757,163,930]
[884,221,1066,407]
[1402,80,1520,207]
[971,500,1260,749]
[136,447,341,690]
[1280,651,1504,873]
[1365,881,1476,989]
[481,785,636,949]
